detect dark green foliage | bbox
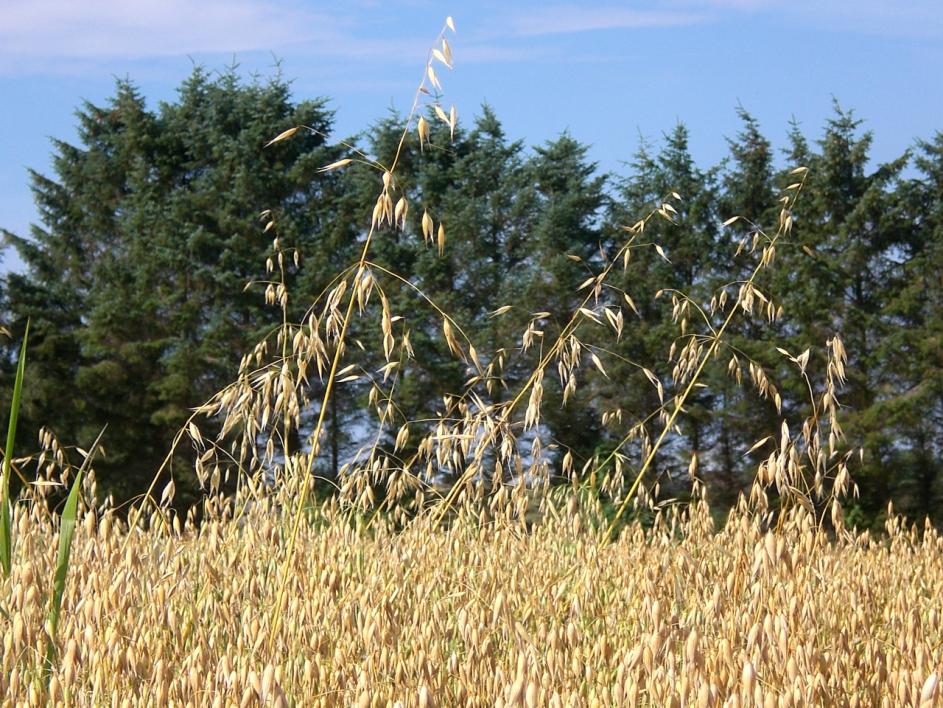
[2,70,943,528]
[516,133,608,470]
[45,427,104,675]
[2,68,341,503]
[711,109,781,506]
[860,131,943,523]
[603,124,721,493]
[763,104,915,525]
[0,322,27,577]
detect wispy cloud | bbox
[505,6,705,36]
[682,0,943,37]
[3,0,941,77]
[458,43,558,63]
[0,0,469,78]
[0,0,328,61]
[0,0,568,76]
[0,0,498,76]
[500,1,943,40]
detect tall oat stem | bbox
[267,18,457,651]
[601,171,809,542]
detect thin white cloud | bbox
[458,43,557,63]
[0,0,488,76]
[506,6,705,36]
[682,0,943,37]
[795,0,943,38]
[505,1,943,39]
[0,0,570,77]
[0,0,333,63]
[3,0,940,76]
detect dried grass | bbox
[1,500,942,705]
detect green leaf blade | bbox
[0,320,29,578]
[45,426,105,673]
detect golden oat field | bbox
[1,496,942,706]
[3,15,942,708]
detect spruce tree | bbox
[768,104,910,525]
[2,68,340,502]
[518,133,607,475]
[713,109,781,507]
[871,132,943,523]
[606,125,719,494]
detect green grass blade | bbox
[44,426,105,673]
[0,319,29,578]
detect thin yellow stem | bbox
[267,231,374,651]
[600,178,807,543]
[266,19,455,652]
[429,229,648,525]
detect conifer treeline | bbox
[2,69,941,528]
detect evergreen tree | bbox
[2,68,340,502]
[870,132,943,523]
[518,133,607,473]
[2,75,942,528]
[713,109,781,507]
[768,104,910,525]
[606,125,719,493]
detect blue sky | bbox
[2,1,942,270]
